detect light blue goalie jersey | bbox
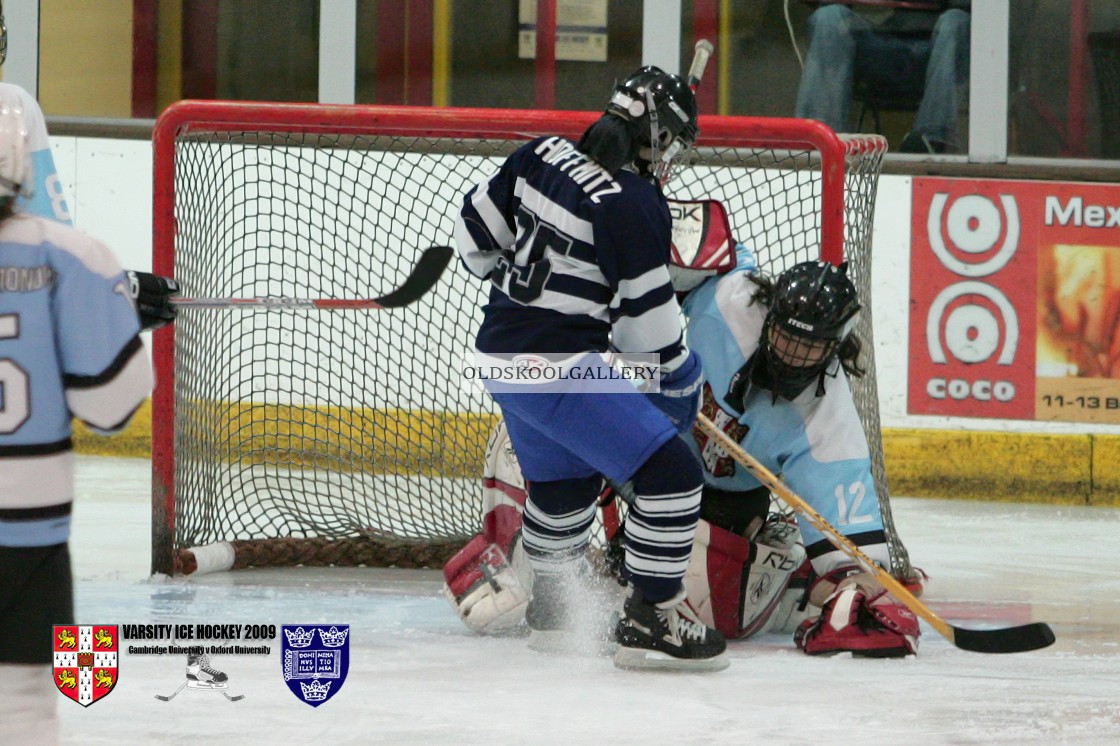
[681,245,889,572]
[0,216,151,547]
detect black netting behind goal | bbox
[151,103,904,576]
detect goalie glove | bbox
[127,270,180,330]
[793,566,920,657]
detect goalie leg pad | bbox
[683,517,807,639]
[442,533,532,635]
[794,566,920,657]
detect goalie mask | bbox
[759,260,860,401]
[0,95,30,203]
[606,65,699,186]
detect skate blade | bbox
[612,646,730,672]
[527,629,617,657]
[186,680,229,690]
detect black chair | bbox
[852,78,924,134]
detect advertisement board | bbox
[910,178,1120,423]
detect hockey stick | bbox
[221,690,245,702]
[154,681,187,701]
[171,244,454,310]
[687,39,715,93]
[695,413,1057,654]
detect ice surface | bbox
[55,456,1120,745]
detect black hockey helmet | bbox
[760,260,860,399]
[605,66,699,184]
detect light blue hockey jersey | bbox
[681,245,889,572]
[0,216,151,547]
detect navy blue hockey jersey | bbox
[455,135,689,375]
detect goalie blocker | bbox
[441,419,813,640]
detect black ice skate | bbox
[613,586,729,672]
[186,653,228,688]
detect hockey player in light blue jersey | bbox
[681,243,920,657]
[0,93,153,743]
[0,82,71,225]
[0,65,178,327]
[454,66,727,671]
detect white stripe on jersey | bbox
[612,265,674,304]
[714,271,766,363]
[531,286,611,321]
[453,216,500,278]
[0,451,74,509]
[611,297,687,360]
[517,180,595,245]
[65,347,152,433]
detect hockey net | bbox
[151,102,904,577]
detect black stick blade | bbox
[375,245,454,308]
[953,622,1056,654]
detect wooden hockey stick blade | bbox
[695,414,1057,654]
[172,245,454,310]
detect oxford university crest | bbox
[280,624,350,707]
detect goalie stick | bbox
[695,413,1057,654]
[170,244,453,310]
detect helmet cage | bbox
[758,260,860,399]
[606,66,698,185]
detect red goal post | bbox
[151,101,903,577]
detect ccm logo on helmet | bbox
[926,378,1016,402]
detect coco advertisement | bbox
[910,178,1120,424]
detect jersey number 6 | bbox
[0,314,31,434]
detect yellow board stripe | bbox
[73,402,1120,506]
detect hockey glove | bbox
[645,350,703,433]
[127,270,180,330]
[793,565,920,657]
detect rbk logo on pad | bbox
[280,624,349,707]
[53,625,118,707]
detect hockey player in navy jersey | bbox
[0,95,154,743]
[454,66,727,671]
[682,244,920,657]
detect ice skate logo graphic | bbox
[52,625,118,707]
[155,650,244,702]
[281,624,350,707]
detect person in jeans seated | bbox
[794,0,971,153]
